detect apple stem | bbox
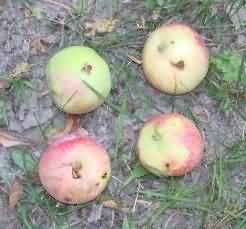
[72,161,82,179]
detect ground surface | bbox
[0,0,245,229]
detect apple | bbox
[142,22,209,94]
[46,46,111,114]
[38,131,111,204]
[137,113,204,176]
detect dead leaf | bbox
[0,79,10,90]
[101,199,118,209]
[30,38,48,55]
[240,93,246,100]
[48,115,88,143]
[12,62,31,78]
[0,131,30,148]
[85,18,118,37]
[9,179,23,209]
[98,195,129,213]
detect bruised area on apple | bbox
[137,113,204,177]
[46,46,111,114]
[142,23,209,94]
[38,132,111,204]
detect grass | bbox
[0,97,9,126]
[207,51,246,117]
[1,0,246,228]
[16,182,89,229]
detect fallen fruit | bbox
[38,131,111,204]
[137,113,204,176]
[46,46,111,114]
[142,22,209,94]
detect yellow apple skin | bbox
[137,113,204,176]
[142,23,209,94]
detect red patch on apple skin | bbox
[167,115,203,176]
[142,113,204,176]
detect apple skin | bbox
[142,22,209,94]
[137,113,204,176]
[46,46,111,114]
[38,132,111,204]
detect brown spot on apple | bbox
[64,196,72,202]
[82,63,92,74]
[170,60,185,70]
[102,172,108,179]
[157,44,165,53]
[165,163,170,168]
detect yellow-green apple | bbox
[137,113,204,176]
[46,46,111,114]
[39,131,111,204]
[142,22,209,94]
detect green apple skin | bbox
[137,113,204,177]
[142,23,209,94]
[46,46,111,114]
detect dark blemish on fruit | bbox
[170,40,175,44]
[96,182,100,186]
[152,134,161,141]
[165,163,170,168]
[171,60,185,70]
[64,197,72,202]
[157,44,165,53]
[82,63,92,74]
[102,172,108,179]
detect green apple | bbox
[46,46,111,114]
[137,113,204,176]
[142,23,209,94]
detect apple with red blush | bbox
[137,113,204,176]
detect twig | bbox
[132,184,140,212]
